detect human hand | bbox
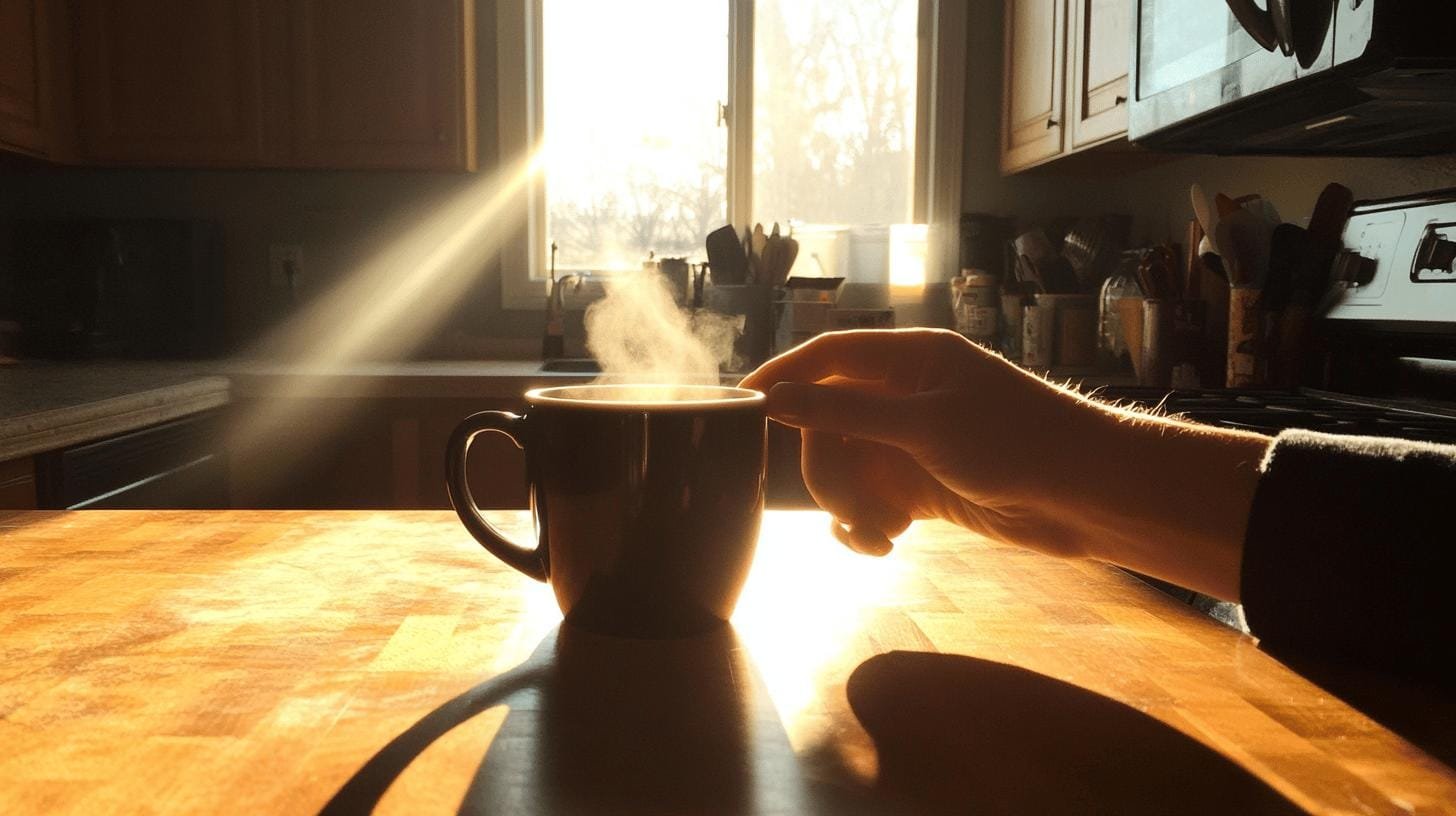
[741,329,1268,602]
[741,329,1100,558]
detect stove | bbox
[1103,187,1456,629]
[1092,387,1456,444]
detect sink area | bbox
[540,358,602,373]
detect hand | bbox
[741,329,1270,601]
[742,329,1100,558]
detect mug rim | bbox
[525,384,765,411]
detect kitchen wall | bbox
[1100,153,1456,245]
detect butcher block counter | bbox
[2,510,1452,815]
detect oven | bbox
[1129,0,1456,156]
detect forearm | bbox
[1058,399,1271,601]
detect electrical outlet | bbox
[269,244,304,289]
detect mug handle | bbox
[445,411,548,582]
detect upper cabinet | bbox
[1002,0,1133,174]
[0,0,54,157]
[10,0,477,170]
[1001,0,1065,174]
[75,0,272,166]
[1068,0,1130,149]
[288,0,475,170]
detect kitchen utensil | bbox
[706,285,775,371]
[1215,193,1241,219]
[1264,224,1308,314]
[1184,220,1205,298]
[446,385,766,637]
[706,225,748,285]
[1191,184,1220,256]
[777,237,799,286]
[750,223,768,282]
[1218,209,1274,288]
[1308,183,1354,246]
[1299,182,1355,299]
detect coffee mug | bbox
[446,384,767,637]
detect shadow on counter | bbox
[321,629,1297,815]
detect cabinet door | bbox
[288,0,475,170]
[1001,0,1066,174]
[0,0,46,155]
[0,457,37,510]
[74,0,270,165]
[1069,0,1130,149]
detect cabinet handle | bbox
[1046,118,1059,129]
[1115,95,1127,105]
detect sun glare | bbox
[227,147,545,456]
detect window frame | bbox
[496,0,965,310]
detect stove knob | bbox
[1331,249,1376,286]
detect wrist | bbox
[1067,401,1271,601]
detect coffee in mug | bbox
[446,384,766,637]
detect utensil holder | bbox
[705,285,774,373]
[1142,299,1206,388]
[1227,286,1266,388]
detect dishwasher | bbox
[34,411,229,509]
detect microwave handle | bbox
[1224,0,1293,55]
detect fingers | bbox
[832,519,896,557]
[766,381,921,448]
[739,328,971,393]
[801,430,913,557]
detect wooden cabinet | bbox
[68,0,475,170]
[1001,0,1136,174]
[0,456,37,510]
[0,0,52,156]
[1001,0,1065,174]
[1069,0,1131,149]
[288,0,475,170]
[75,0,272,165]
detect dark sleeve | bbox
[1240,429,1455,683]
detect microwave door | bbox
[1129,0,1334,144]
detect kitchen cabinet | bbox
[1068,0,1130,149]
[0,0,60,158]
[1001,0,1137,173]
[287,0,476,170]
[69,0,475,170]
[1000,0,1065,174]
[75,0,273,166]
[0,456,37,509]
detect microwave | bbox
[1128,0,1456,156]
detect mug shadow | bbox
[321,636,1299,815]
[848,651,1301,815]
[320,624,890,815]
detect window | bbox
[498,0,964,307]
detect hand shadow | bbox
[846,651,1302,815]
[321,624,894,815]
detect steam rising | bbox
[585,271,742,388]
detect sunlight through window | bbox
[542,1,728,274]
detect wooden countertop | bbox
[2,510,1452,814]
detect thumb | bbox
[766,382,917,447]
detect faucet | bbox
[543,269,585,360]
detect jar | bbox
[951,269,1000,343]
[1099,251,1145,370]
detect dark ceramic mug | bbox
[445,384,767,637]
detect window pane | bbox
[543,1,728,273]
[753,0,918,227]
